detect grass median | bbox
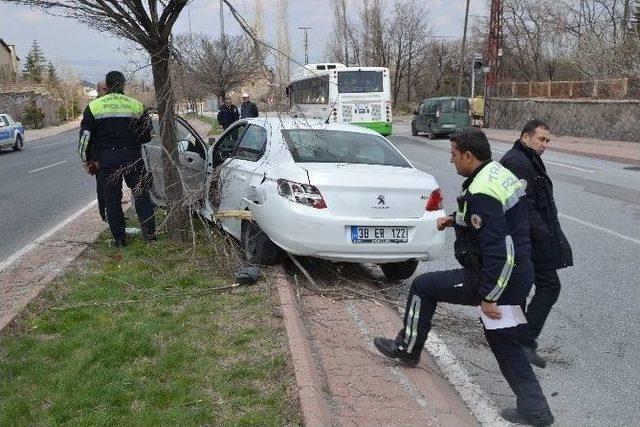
[0,226,300,425]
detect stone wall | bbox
[0,90,62,127]
[486,98,640,143]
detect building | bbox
[0,38,21,83]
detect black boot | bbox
[501,407,554,426]
[523,346,547,369]
[373,337,420,367]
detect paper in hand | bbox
[478,305,527,330]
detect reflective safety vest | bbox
[453,161,532,303]
[78,93,148,161]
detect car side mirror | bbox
[177,140,189,153]
[413,110,418,115]
[208,137,216,145]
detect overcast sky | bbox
[0,0,486,83]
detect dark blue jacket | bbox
[217,104,239,129]
[453,161,533,305]
[500,141,573,270]
[240,101,259,119]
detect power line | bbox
[298,26,312,65]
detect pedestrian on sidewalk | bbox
[78,71,156,247]
[240,93,259,119]
[500,119,573,368]
[373,128,554,426]
[217,97,239,130]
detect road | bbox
[0,129,96,264]
[388,122,640,426]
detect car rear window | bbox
[281,129,410,167]
[439,99,457,113]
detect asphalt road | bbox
[388,123,640,426]
[0,129,96,263]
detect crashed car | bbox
[143,116,445,280]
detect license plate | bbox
[351,226,408,243]
[442,124,455,128]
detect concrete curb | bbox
[273,271,334,426]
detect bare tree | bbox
[4,0,190,241]
[173,33,265,103]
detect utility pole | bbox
[457,0,471,96]
[485,0,503,125]
[298,26,312,65]
[219,0,226,44]
[188,7,192,37]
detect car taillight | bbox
[277,179,327,209]
[426,188,443,211]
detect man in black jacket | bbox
[500,119,573,368]
[374,129,554,426]
[217,98,239,130]
[240,93,259,119]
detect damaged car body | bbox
[142,116,445,280]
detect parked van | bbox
[411,96,471,139]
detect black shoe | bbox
[143,233,157,243]
[501,407,554,426]
[524,346,547,368]
[110,238,126,248]
[373,337,420,367]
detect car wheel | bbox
[380,259,419,280]
[427,128,436,140]
[411,123,418,136]
[12,135,23,151]
[241,219,283,266]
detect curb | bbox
[273,271,334,426]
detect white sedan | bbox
[143,116,445,280]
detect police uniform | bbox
[79,92,155,244]
[392,161,554,424]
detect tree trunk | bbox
[150,42,189,242]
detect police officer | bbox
[79,71,155,247]
[217,97,239,130]
[500,119,573,368]
[374,128,554,426]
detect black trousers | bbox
[97,149,155,241]
[396,269,552,420]
[521,268,561,349]
[96,173,122,222]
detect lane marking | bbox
[0,199,98,274]
[559,213,640,245]
[490,148,595,172]
[27,160,67,174]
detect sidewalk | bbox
[26,117,81,142]
[275,268,495,426]
[483,127,640,166]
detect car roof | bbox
[422,96,468,102]
[242,116,384,136]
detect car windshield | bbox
[281,129,411,167]
[337,71,383,93]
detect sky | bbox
[0,0,486,83]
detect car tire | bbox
[380,259,419,280]
[411,123,418,136]
[241,219,283,266]
[428,128,436,140]
[12,135,23,151]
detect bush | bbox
[22,99,45,129]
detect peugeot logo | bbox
[377,195,386,205]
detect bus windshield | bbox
[338,71,383,93]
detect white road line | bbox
[27,160,67,174]
[491,148,595,172]
[0,199,98,274]
[559,213,640,245]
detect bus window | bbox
[338,71,383,93]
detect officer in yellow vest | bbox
[374,128,554,426]
[78,71,155,247]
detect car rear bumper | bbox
[248,195,445,263]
